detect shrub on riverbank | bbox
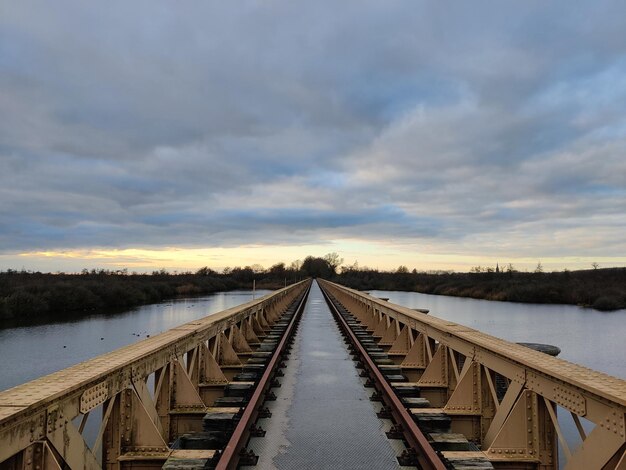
[2,261,623,325]
[0,268,292,325]
[336,267,626,311]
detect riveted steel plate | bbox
[80,382,109,413]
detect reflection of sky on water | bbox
[0,290,272,392]
[369,290,625,378]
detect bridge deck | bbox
[246,280,401,469]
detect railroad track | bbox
[163,284,310,469]
[320,285,495,470]
[167,280,492,469]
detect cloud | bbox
[1,1,625,269]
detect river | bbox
[4,288,622,392]
[367,289,626,379]
[0,289,271,392]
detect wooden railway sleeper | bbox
[320,285,447,470]
[210,282,311,470]
[160,287,311,469]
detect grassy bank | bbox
[336,267,626,311]
[0,268,289,326]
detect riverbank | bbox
[3,265,624,326]
[0,269,284,326]
[336,267,626,311]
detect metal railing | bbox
[0,280,309,469]
[319,279,626,470]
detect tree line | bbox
[335,264,626,311]
[0,266,284,325]
[1,254,624,326]
[0,253,342,325]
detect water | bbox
[4,288,620,390]
[0,289,271,392]
[368,290,626,379]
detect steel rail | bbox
[319,284,447,470]
[215,282,311,469]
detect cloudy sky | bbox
[1,1,625,273]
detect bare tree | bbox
[323,252,344,273]
[250,264,265,274]
[290,259,302,271]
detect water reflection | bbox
[0,290,272,392]
[369,289,626,378]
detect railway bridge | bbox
[0,279,624,469]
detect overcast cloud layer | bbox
[1,1,625,269]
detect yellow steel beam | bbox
[0,280,309,468]
[319,279,626,470]
[319,280,625,410]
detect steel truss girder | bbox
[319,279,626,470]
[0,281,309,469]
